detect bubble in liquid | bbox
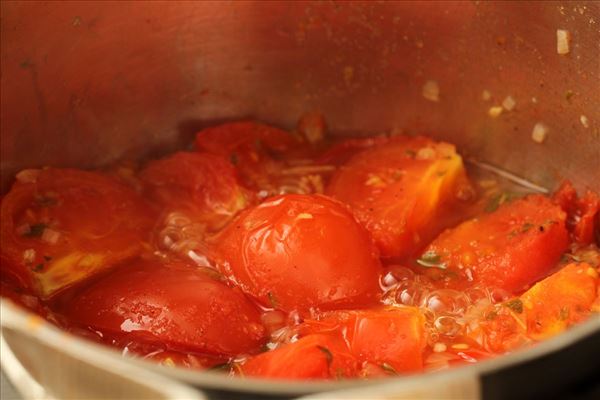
[380,266,415,290]
[423,289,470,315]
[434,315,463,337]
[395,281,429,307]
[465,286,491,303]
[489,288,511,303]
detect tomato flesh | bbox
[242,333,358,380]
[521,262,598,340]
[0,168,154,298]
[420,195,569,293]
[327,136,472,259]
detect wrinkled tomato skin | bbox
[140,151,251,232]
[0,168,154,298]
[422,195,569,294]
[327,136,472,259]
[61,259,266,356]
[210,194,382,313]
[242,333,358,380]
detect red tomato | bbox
[140,151,251,232]
[0,168,154,298]
[210,194,382,313]
[301,307,426,374]
[553,181,600,245]
[62,259,266,356]
[242,333,358,380]
[420,195,569,294]
[327,136,473,259]
[521,262,598,340]
[195,121,302,190]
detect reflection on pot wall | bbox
[1,1,599,192]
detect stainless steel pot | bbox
[1,1,599,399]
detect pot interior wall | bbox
[1,1,599,190]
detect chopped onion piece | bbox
[531,122,549,143]
[433,342,447,353]
[41,228,61,244]
[22,248,36,264]
[15,169,41,184]
[580,115,590,128]
[488,106,503,118]
[502,96,516,111]
[556,29,571,55]
[422,80,440,102]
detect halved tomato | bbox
[326,136,473,259]
[300,307,426,374]
[521,262,598,340]
[0,168,154,298]
[241,333,358,380]
[140,151,251,232]
[195,121,302,190]
[62,259,266,356]
[210,194,382,313]
[420,194,569,294]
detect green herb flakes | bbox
[381,362,398,375]
[504,298,523,314]
[317,346,333,366]
[416,251,447,269]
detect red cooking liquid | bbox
[1,120,598,380]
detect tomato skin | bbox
[140,151,251,232]
[553,181,600,245]
[327,136,472,259]
[421,195,569,294]
[62,259,266,356]
[301,307,426,373]
[521,262,597,340]
[210,194,382,313]
[242,333,358,380]
[0,168,154,298]
[195,122,301,190]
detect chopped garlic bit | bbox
[580,115,590,128]
[365,174,385,187]
[416,147,436,160]
[488,106,503,118]
[502,96,516,111]
[23,248,36,264]
[482,90,492,101]
[16,169,41,184]
[297,112,327,144]
[531,122,549,143]
[556,29,571,55]
[433,342,447,353]
[297,213,313,220]
[422,80,440,102]
[41,228,61,244]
